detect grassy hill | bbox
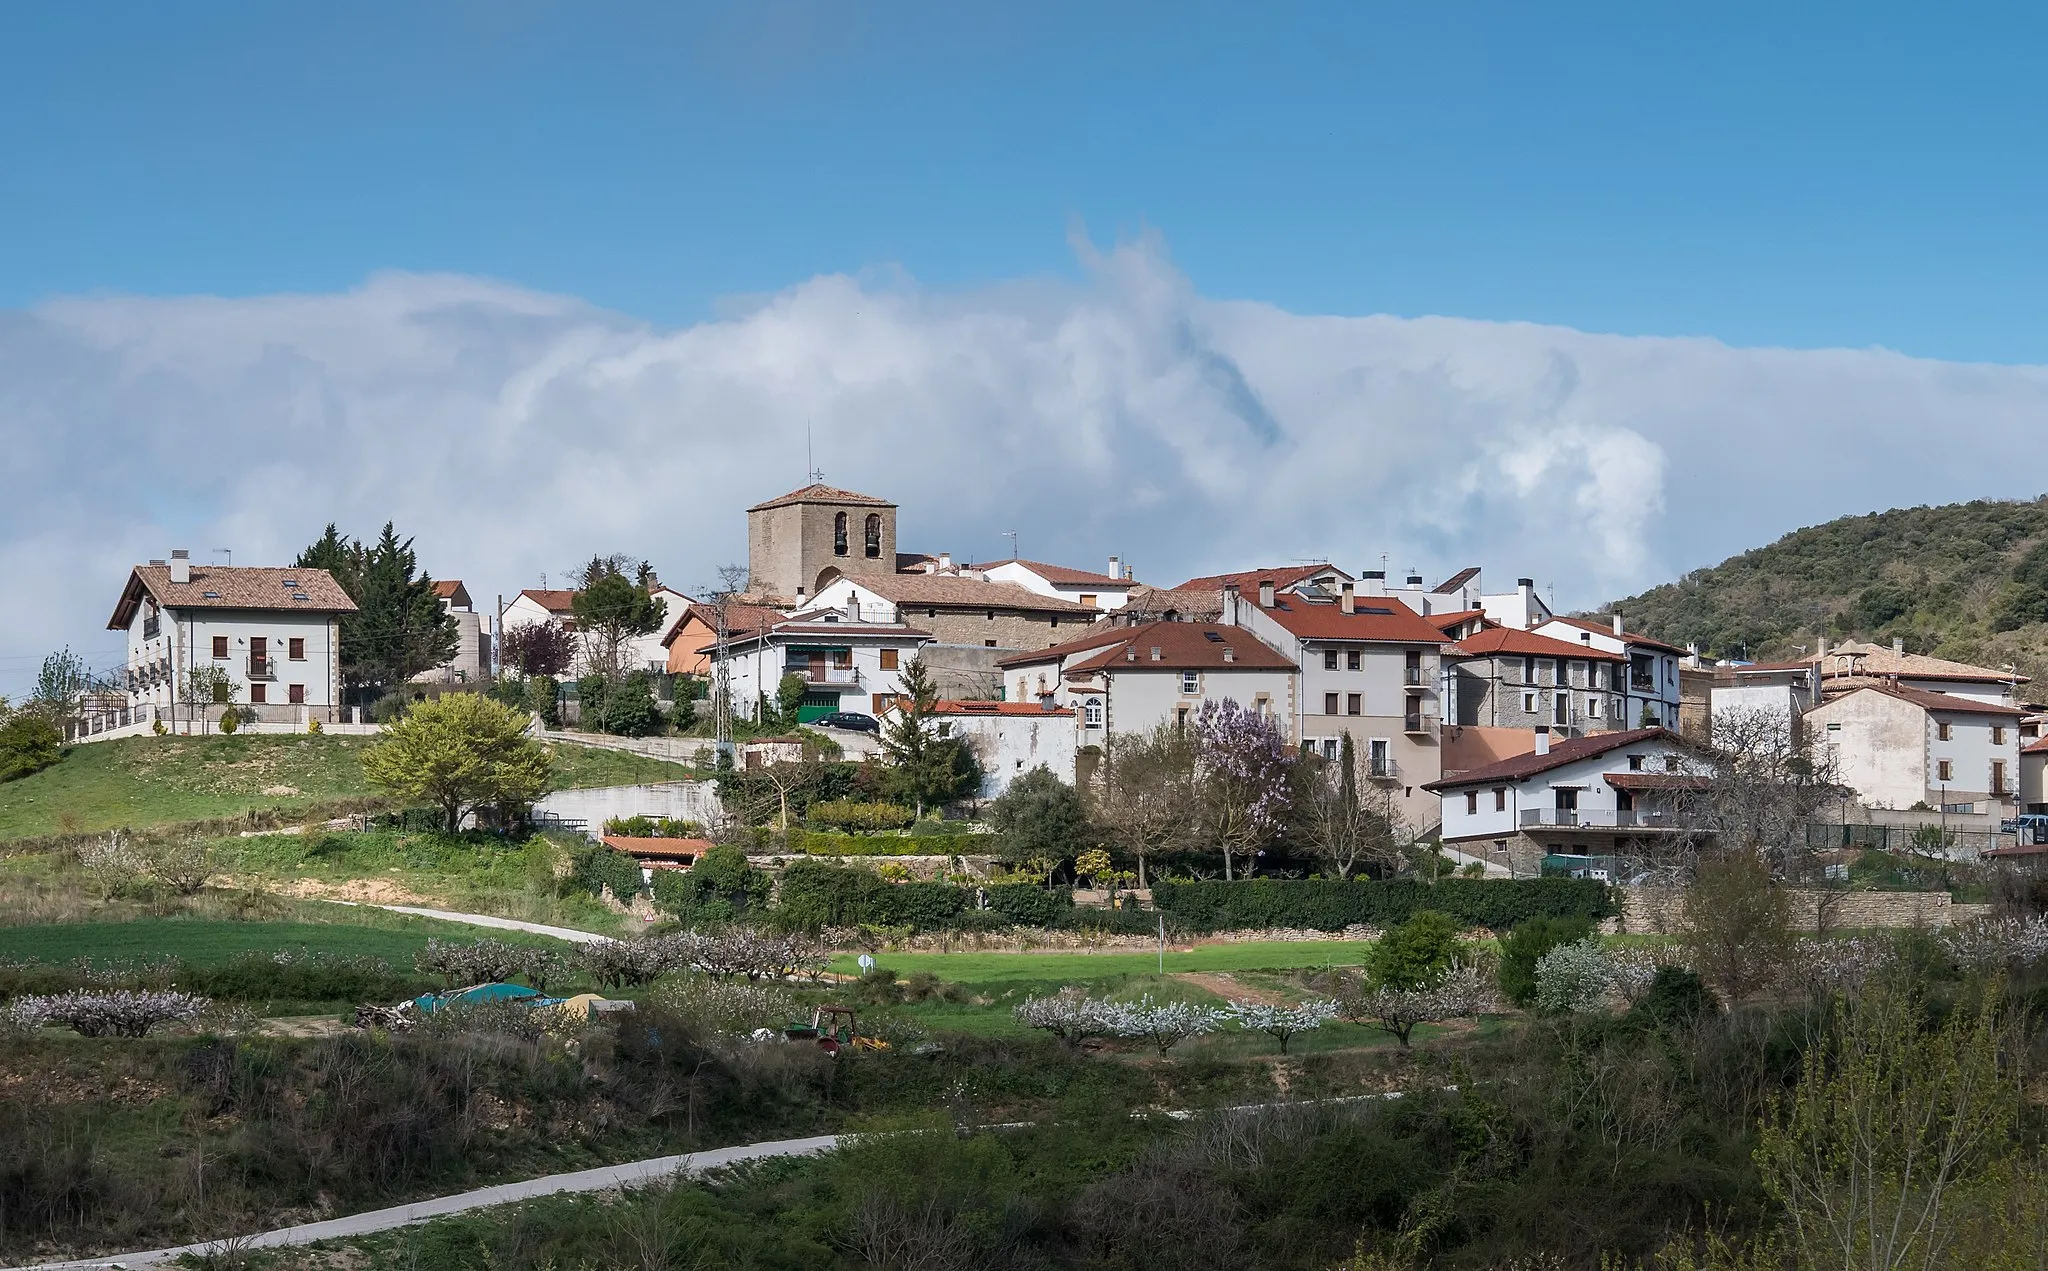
[1607,496,2048,676]
[0,732,697,844]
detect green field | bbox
[0,733,697,843]
[830,941,1376,986]
[0,915,566,965]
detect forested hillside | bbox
[1605,497,2048,677]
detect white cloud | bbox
[5,235,2047,695]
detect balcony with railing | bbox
[1403,710,1438,736]
[247,654,275,680]
[785,663,860,687]
[1520,808,1681,830]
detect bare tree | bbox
[1090,723,1197,888]
[1293,735,1407,879]
[1675,704,1845,880]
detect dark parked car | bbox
[818,711,880,733]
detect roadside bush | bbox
[1497,915,1597,1006]
[571,845,645,901]
[807,799,916,833]
[0,711,64,782]
[1151,876,1614,933]
[600,673,663,737]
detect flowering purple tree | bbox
[1191,699,1291,880]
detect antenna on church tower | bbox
[806,423,824,484]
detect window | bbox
[984,639,997,648]
[1568,660,1583,687]
[1083,698,1103,728]
[872,693,899,713]
[1177,706,1191,730]
[880,649,899,671]
[1324,649,1339,671]
[1324,692,1339,714]
[1322,738,1337,759]
[1664,756,1681,773]
[833,512,849,557]
[1182,670,1200,694]
[1993,725,2006,746]
[1465,791,1479,815]
[288,683,305,705]
[863,513,881,559]
[1347,693,1362,716]
[288,637,305,660]
[211,635,228,659]
[1628,754,1644,771]
[1536,658,1553,684]
[1493,788,1506,812]
[1367,738,1391,777]
[986,609,996,621]
[1593,664,1606,689]
[1522,691,1537,713]
[1554,787,1580,811]
[1078,594,1097,608]
[1937,721,1953,741]
[1553,693,1568,726]
[1993,760,2010,794]
[249,683,267,704]
[1403,649,1420,683]
[1522,656,1535,683]
[1254,694,1271,717]
[1349,649,1363,672]
[1937,759,1953,782]
[831,649,853,670]
[1015,677,1028,700]
[1585,695,1602,718]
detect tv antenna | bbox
[806,423,824,484]
[1004,530,1019,561]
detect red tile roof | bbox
[1423,728,1678,791]
[746,483,895,512]
[975,559,1136,588]
[109,565,357,628]
[997,625,1147,668]
[1061,622,1298,675]
[1427,608,1487,633]
[1432,567,1481,594]
[931,699,1074,717]
[519,588,578,613]
[1450,627,1624,662]
[1547,616,1687,656]
[1175,563,1347,593]
[2024,736,2048,755]
[1864,685,2028,718]
[1604,772,1712,792]
[660,600,786,648]
[1119,585,1225,622]
[601,836,710,861]
[844,574,1097,613]
[1256,594,1452,645]
[431,580,471,607]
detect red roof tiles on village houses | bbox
[519,588,578,613]
[1547,616,1687,656]
[1421,728,1675,791]
[1060,622,1298,675]
[1257,593,1451,645]
[1174,563,1344,593]
[1450,627,1624,662]
[930,699,1074,716]
[109,565,357,628]
[973,558,1136,587]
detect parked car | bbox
[818,711,880,732]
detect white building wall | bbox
[1062,666,1296,747]
[1436,737,1698,844]
[1809,692,1927,810]
[939,711,1081,797]
[126,605,342,715]
[979,562,1132,612]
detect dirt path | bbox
[1173,971,1289,1005]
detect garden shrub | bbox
[773,860,968,932]
[1151,876,1613,933]
[0,711,64,782]
[652,844,771,921]
[985,884,1070,927]
[1367,911,1464,990]
[571,846,645,901]
[1497,915,1597,1006]
[807,799,916,833]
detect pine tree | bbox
[295,522,458,702]
[878,657,980,815]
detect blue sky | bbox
[4,2,2045,363]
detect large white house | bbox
[1805,684,2025,816]
[107,550,356,729]
[996,620,1298,745]
[972,558,1137,612]
[499,583,692,677]
[1424,727,1705,876]
[916,699,1079,798]
[712,608,934,724]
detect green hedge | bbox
[572,847,646,900]
[791,827,981,857]
[985,884,1071,926]
[775,861,971,932]
[1150,878,1614,933]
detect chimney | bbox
[169,549,191,585]
[1149,646,1162,661]
[1405,573,1424,589]
[1222,647,1235,662]
[845,595,860,622]
[938,552,953,571]
[1517,578,1536,628]
[1108,555,1120,579]
[1258,579,1275,609]
[1533,725,1551,756]
[1360,570,1386,597]
[1612,614,1625,637]
[1340,581,1355,614]
[1221,583,1240,625]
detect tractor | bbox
[782,1004,888,1055]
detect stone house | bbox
[807,572,1098,652]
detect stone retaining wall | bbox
[1619,886,1993,935]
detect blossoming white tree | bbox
[1226,999,1339,1054]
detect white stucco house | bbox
[1805,684,2025,816]
[973,558,1137,612]
[106,550,356,731]
[995,619,1298,748]
[710,609,934,725]
[499,583,692,677]
[1424,727,1706,876]
[912,700,1079,797]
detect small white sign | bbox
[857,954,876,974]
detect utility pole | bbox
[711,563,748,764]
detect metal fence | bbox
[1803,822,2012,859]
